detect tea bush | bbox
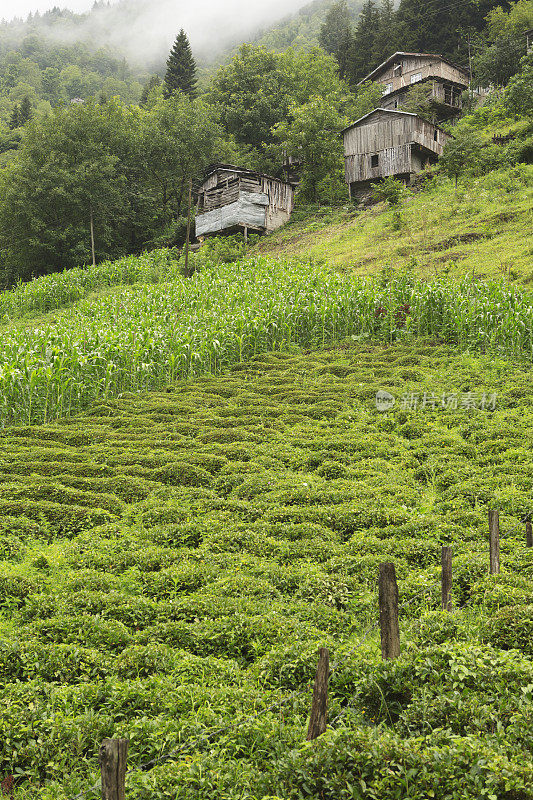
[0,342,530,798]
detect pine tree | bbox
[141,75,162,106]
[164,30,197,99]
[18,96,33,125]
[348,1,381,85]
[371,0,397,67]
[319,0,353,79]
[9,104,20,130]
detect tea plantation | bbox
[0,341,532,799]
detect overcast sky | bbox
[0,0,94,18]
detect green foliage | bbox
[208,44,352,172]
[274,95,347,202]
[439,127,499,186]
[488,604,533,654]
[370,176,405,206]
[0,341,530,797]
[0,95,232,281]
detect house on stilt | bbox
[195,164,295,241]
[342,108,451,201]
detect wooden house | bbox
[342,109,451,201]
[359,52,469,121]
[195,165,295,241]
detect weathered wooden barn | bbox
[195,165,295,240]
[359,52,469,121]
[342,109,451,200]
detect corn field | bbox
[1,251,533,426]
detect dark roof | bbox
[357,51,469,86]
[341,108,448,135]
[201,163,291,186]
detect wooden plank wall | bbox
[344,115,446,160]
[345,143,412,183]
[198,171,295,226]
[377,57,468,89]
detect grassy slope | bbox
[254,169,533,282]
[0,342,532,798]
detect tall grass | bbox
[0,249,178,322]
[1,253,533,426]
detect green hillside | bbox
[0,239,532,796]
[0,339,532,799]
[254,167,533,281]
[0,1,531,795]
[250,0,362,53]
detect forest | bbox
[0,0,531,284]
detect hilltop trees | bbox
[321,0,513,85]
[319,0,353,79]
[274,96,347,202]
[208,45,354,174]
[0,96,232,279]
[164,29,197,99]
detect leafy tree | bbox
[400,82,437,122]
[439,127,494,186]
[208,45,353,171]
[319,0,353,79]
[503,52,533,116]
[164,29,197,99]
[0,101,133,279]
[208,44,290,161]
[141,93,237,224]
[475,34,529,86]
[274,96,347,202]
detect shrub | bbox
[488,604,533,655]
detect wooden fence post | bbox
[488,510,500,575]
[441,546,453,611]
[526,520,532,549]
[306,647,329,741]
[378,562,400,660]
[99,739,128,800]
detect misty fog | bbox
[10,0,314,69]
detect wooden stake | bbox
[378,562,400,660]
[184,177,192,278]
[306,647,329,741]
[488,510,500,575]
[99,738,128,800]
[441,546,452,611]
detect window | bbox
[382,82,393,95]
[393,63,402,76]
[434,129,438,142]
[371,154,379,168]
[411,72,422,84]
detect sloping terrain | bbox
[254,168,533,281]
[0,341,532,798]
